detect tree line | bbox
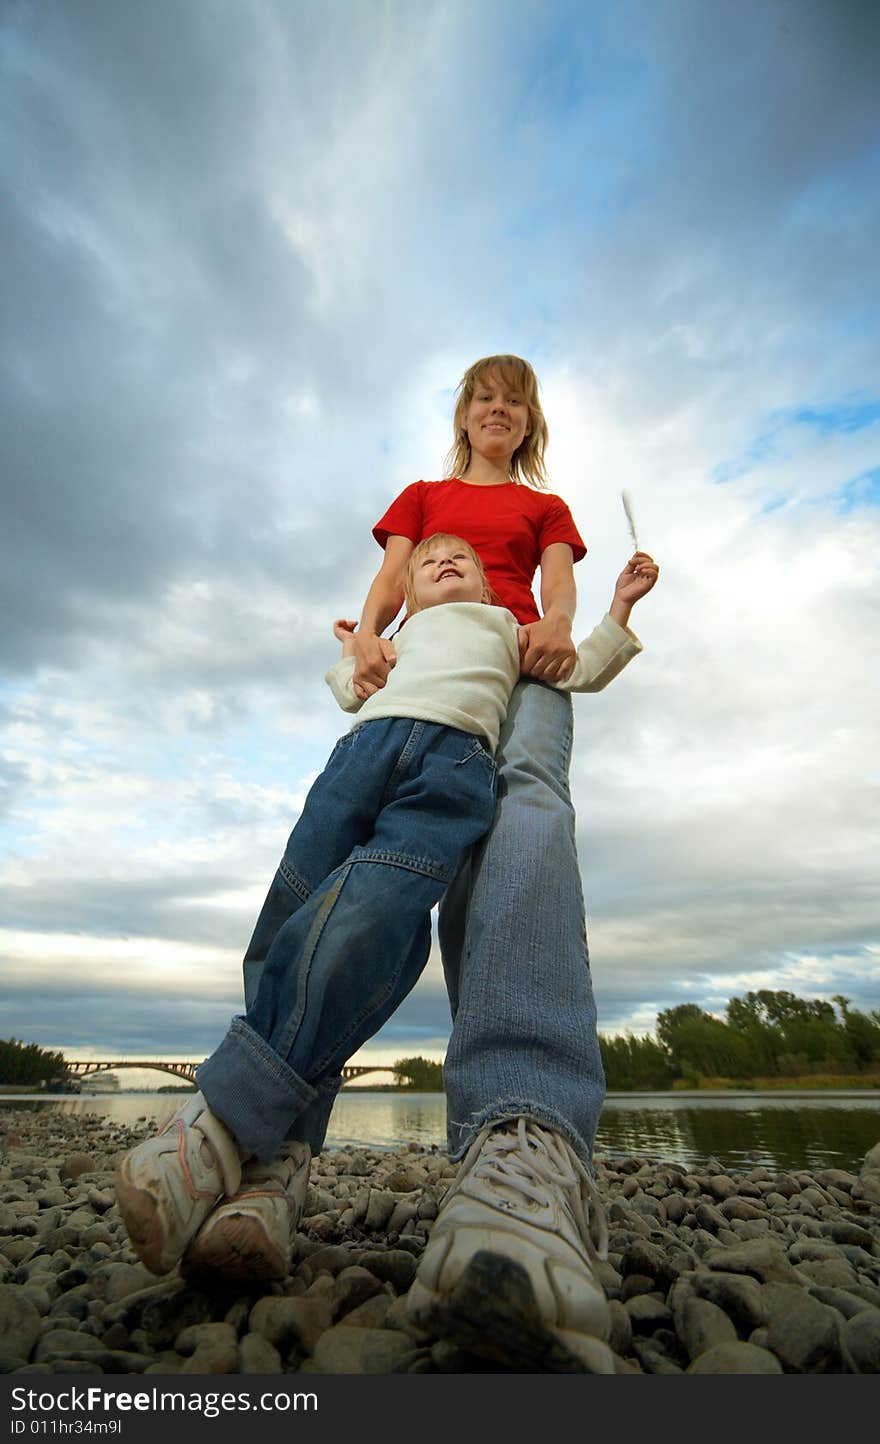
[599,992,880,1090]
[0,1037,68,1086]
[391,993,880,1093]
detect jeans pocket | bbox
[454,738,498,788]
[326,727,359,765]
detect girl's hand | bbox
[614,552,660,606]
[333,618,359,661]
[352,629,397,700]
[517,613,578,682]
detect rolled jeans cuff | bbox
[196,1017,316,1162]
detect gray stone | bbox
[765,1284,841,1373]
[819,1219,876,1249]
[687,1342,783,1374]
[310,1324,424,1374]
[178,1324,239,1374]
[337,1294,392,1329]
[677,1296,738,1361]
[249,1295,333,1356]
[719,1198,764,1222]
[618,1239,682,1290]
[352,1248,417,1293]
[695,1202,727,1232]
[795,1258,858,1290]
[705,1176,738,1201]
[692,1271,768,1334]
[238,1331,283,1373]
[809,1285,876,1321]
[387,1202,419,1234]
[364,1189,397,1231]
[624,1294,673,1332]
[34,1328,104,1362]
[0,1285,42,1363]
[331,1266,385,1319]
[620,1274,656,1301]
[704,1236,800,1284]
[607,1299,632,1358]
[631,1338,682,1373]
[840,1309,880,1373]
[60,1156,95,1182]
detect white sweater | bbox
[325,603,642,752]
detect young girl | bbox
[115,529,655,1297]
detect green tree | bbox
[0,1037,68,1086]
[599,1033,674,1090]
[392,1056,444,1090]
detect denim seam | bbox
[308,967,403,1078]
[380,720,424,807]
[276,866,349,1060]
[351,848,450,882]
[278,860,312,903]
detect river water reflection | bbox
[3,1090,879,1174]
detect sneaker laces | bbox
[454,1117,608,1262]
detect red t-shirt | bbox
[372,478,587,625]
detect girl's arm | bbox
[518,542,579,683]
[609,552,660,627]
[352,534,414,699]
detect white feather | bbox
[621,489,639,551]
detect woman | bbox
[355,354,628,1372]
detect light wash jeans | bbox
[439,678,606,1172]
[197,717,497,1161]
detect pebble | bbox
[1,1108,878,1374]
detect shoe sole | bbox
[115,1163,173,1276]
[407,1248,615,1374]
[183,1210,289,1282]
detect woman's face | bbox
[464,371,531,463]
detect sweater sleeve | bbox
[555,613,643,693]
[324,657,364,713]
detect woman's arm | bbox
[352,534,414,699]
[518,542,579,683]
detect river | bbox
[3,1089,879,1174]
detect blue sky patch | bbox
[714,397,880,484]
[834,466,880,513]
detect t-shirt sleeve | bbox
[538,495,587,564]
[373,482,424,550]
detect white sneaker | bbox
[183,1143,311,1281]
[406,1118,613,1373]
[115,1092,244,1276]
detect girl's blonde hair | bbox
[404,533,494,614]
[443,354,549,489]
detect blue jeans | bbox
[439,678,606,1172]
[197,717,497,1161]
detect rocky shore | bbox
[1,1109,879,1375]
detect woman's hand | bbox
[614,552,660,606]
[517,613,578,682]
[352,629,397,700]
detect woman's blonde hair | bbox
[444,354,549,489]
[404,533,494,614]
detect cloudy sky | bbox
[1,0,878,1089]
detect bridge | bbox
[63,1060,398,1086]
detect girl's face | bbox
[410,542,488,611]
[464,370,532,464]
